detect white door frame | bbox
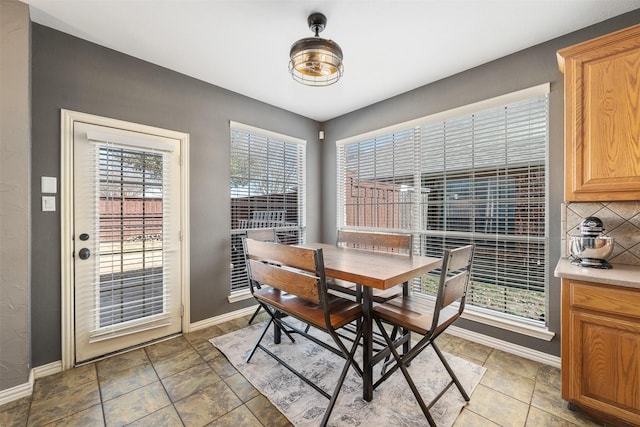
[60,109,191,369]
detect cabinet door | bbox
[558,24,640,201]
[567,309,640,424]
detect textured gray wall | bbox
[320,9,640,357]
[0,0,31,390]
[14,5,640,377]
[30,24,320,367]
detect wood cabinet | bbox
[557,24,640,201]
[561,279,640,426]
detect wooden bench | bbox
[243,238,364,427]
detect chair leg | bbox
[375,317,437,426]
[380,325,412,375]
[248,304,261,324]
[246,316,274,363]
[320,323,364,427]
[381,325,399,375]
[432,342,470,401]
[247,306,295,364]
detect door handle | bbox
[78,248,91,260]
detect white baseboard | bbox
[188,305,257,332]
[33,361,63,379]
[0,361,63,406]
[447,325,561,368]
[0,371,32,407]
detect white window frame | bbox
[336,84,554,340]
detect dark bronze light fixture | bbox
[289,13,343,86]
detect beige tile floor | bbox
[1,312,605,427]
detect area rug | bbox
[210,321,485,427]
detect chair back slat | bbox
[445,247,473,272]
[244,238,316,272]
[246,228,278,243]
[441,271,469,308]
[248,259,320,304]
[337,230,412,255]
[435,244,474,322]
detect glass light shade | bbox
[289,37,343,86]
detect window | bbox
[97,146,166,327]
[337,85,548,327]
[229,122,306,295]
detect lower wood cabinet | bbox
[561,279,640,426]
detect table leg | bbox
[273,311,284,344]
[402,281,411,356]
[362,286,373,401]
[274,322,282,344]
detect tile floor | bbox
[1,312,605,427]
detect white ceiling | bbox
[22,0,640,122]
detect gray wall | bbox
[320,9,640,357]
[30,24,320,367]
[0,0,31,390]
[6,4,639,384]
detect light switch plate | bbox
[42,196,56,211]
[41,176,57,194]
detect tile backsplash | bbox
[562,201,640,266]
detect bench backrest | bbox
[246,228,278,243]
[244,238,323,304]
[336,230,412,255]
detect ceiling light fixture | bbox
[289,13,343,86]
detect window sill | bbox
[228,290,254,304]
[461,306,555,341]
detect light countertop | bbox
[555,258,640,289]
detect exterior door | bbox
[73,121,182,363]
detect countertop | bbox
[555,258,640,289]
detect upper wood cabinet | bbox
[558,24,640,201]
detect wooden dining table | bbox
[303,243,442,402]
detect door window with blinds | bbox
[97,145,166,326]
[229,122,306,295]
[72,120,183,363]
[336,85,549,325]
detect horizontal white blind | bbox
[337,92,548,324]
[84,142,172,337]
[337,127,418,231]
[230,124,306,293]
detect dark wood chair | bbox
[329,229,413,303]
[372,244,475,426]
[243,238,364,427]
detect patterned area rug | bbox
[210,321,486,426]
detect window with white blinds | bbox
[97,146,167,327]
[78,138,177,340]
[337,86,548,325]
[230,122,306,294]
